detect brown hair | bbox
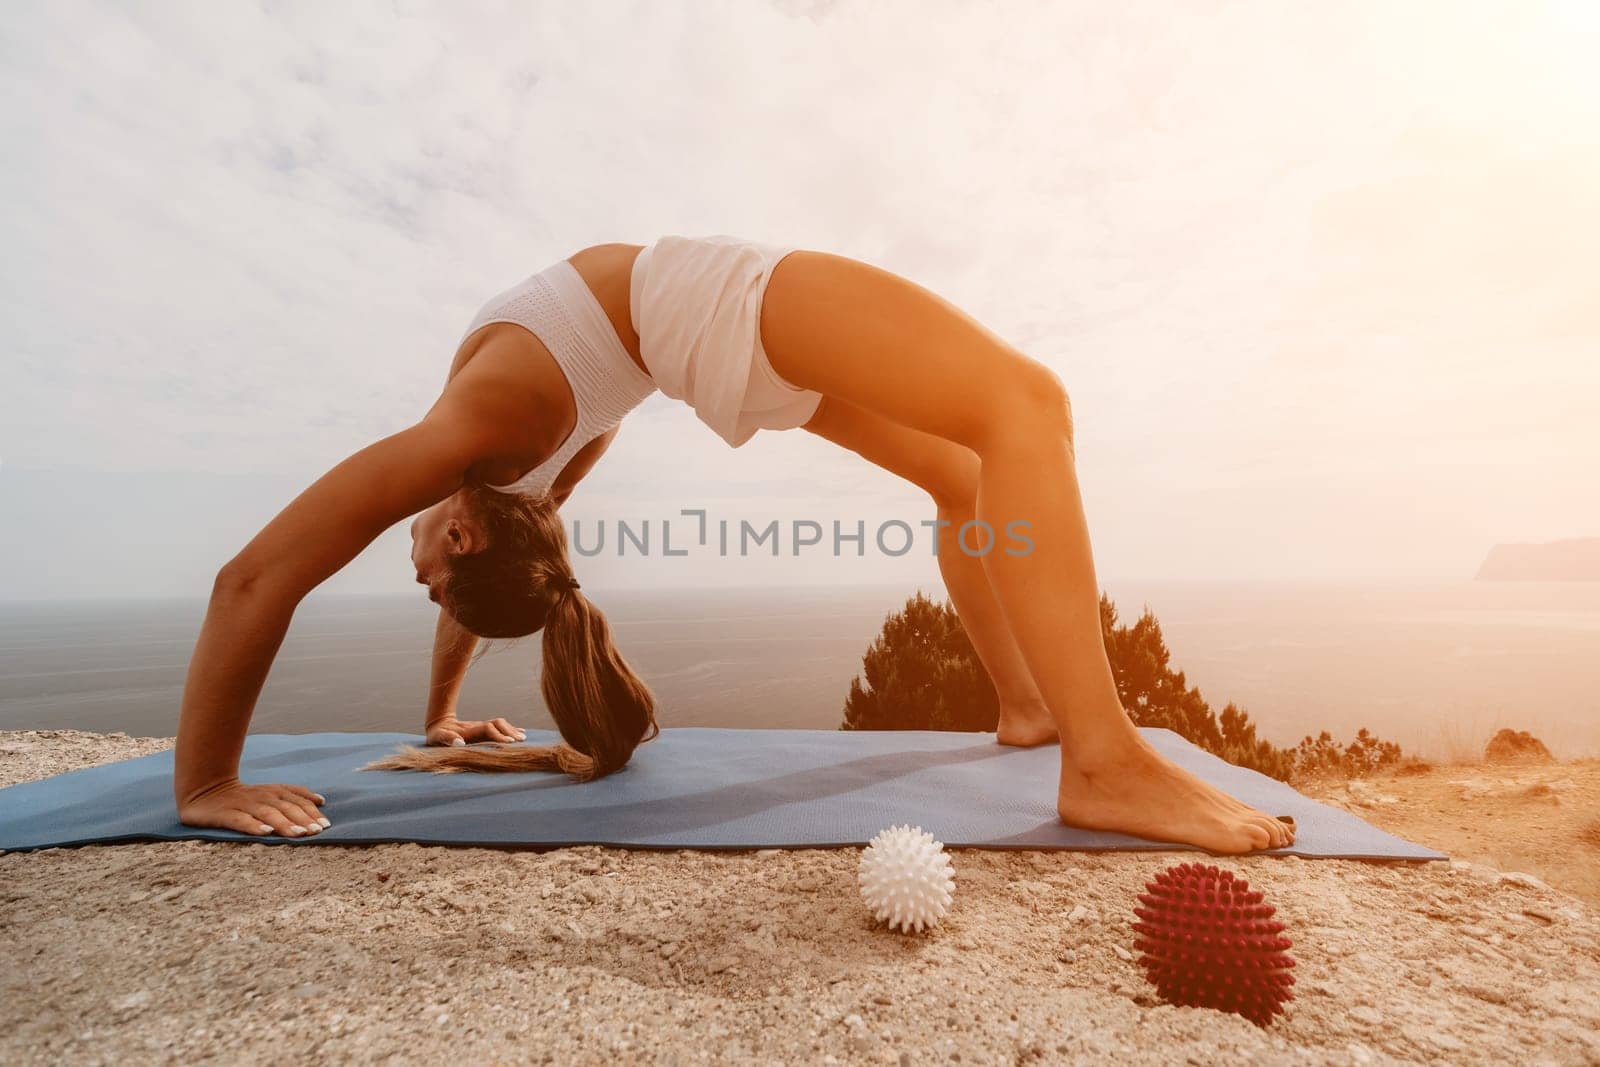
[365,486,658,781]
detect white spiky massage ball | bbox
[857,824,956,934]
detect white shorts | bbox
[630,234,823,448]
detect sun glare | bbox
[1530,0,1600,102]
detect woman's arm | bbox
[424,608,480,733]
[548,425,620,508]
[175,408,498,836]
[416,609,525,746]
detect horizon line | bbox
[0,573,1557,607]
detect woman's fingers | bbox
[247,795,327,837]
[247,804,305,837]
[282,784,328,806]
[179,784,331,837]
[492,718,527,742]
[428,719,524,745]
[272,791,327,832]
[219,809,278,836]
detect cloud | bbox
[2,1,1596,597]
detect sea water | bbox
[1,581,1596,760]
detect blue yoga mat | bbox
[0,727,1444,860]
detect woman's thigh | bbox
[761,250,1065,451]
[802,396,978,509]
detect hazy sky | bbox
[2,0,1597,599]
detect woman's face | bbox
[409,491,481,604]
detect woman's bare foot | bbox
[1057,735,1296,854]
[996,698,1059,747]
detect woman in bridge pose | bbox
[174,235,1295,855]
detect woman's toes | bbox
[1242,822,1272,851]
[1241,819,1280,851]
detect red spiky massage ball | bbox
[1131,862,1296,1027]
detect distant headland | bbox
[1475,537,1600,581]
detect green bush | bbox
[841,591,998,733]
[1100,595,1292,780]
[1292,728,1403,778]
[841,590,1401,783]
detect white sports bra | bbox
[457,258,657,498]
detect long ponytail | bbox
[365,488,658,781]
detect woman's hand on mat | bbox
[178,781,329,838]
[425,717,527,747]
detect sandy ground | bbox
[1303,758,1600,906]
[2,731,1598,1066]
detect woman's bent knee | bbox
[924,450,980,511]
[978,362,1073,454]
[1021,363,1073,439]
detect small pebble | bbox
[1498,872,1551,892]
[111,991,151,1013]
[1350,1005,1383,1026]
